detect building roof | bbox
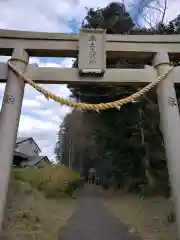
[21,156,50,167]
[16,137,28,143]
[14,150,29,159]
[15,137,50,167]
[16,137,41,152]
[23,156,44,166]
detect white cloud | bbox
[0,57,72,161]
[22,99,41,108]
[164,0,180,22]
[0,0,179,161]
[0,0,72,32]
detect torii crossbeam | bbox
[0,28,180,238]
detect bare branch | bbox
[148,5,164,14]
[161,0,168,23]
[139,0,169,27]
[141,13,154,28]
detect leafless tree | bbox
[140,0,169,28]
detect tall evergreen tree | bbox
[56,2,180,194]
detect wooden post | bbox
[0,48,29,234]
[153,52,180,238]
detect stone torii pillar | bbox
[153,52,180,237]
[0,48,29,234]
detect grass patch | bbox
[2,180,75,240]
[2,164,84,239]
[104,191,177,240]
[11,163,84,197]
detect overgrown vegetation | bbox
[104,191,177,240]
[1,164,84,239]
[55,1,180,197]
[11,163,84,197]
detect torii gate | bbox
[0,28,180,236]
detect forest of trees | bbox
[55,1,180,196]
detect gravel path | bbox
[59,184,141,240]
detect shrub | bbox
[11,164,84,198]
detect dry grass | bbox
[1,164,81,239]
[12,163,80,187]
[11,164,81,198]
[1,180,75,240]
[104,191,177,240]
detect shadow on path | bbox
[59,184,141,240]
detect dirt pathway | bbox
[59,184,141,240]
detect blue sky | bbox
[38,21,79,64]
[0,0,179,161]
